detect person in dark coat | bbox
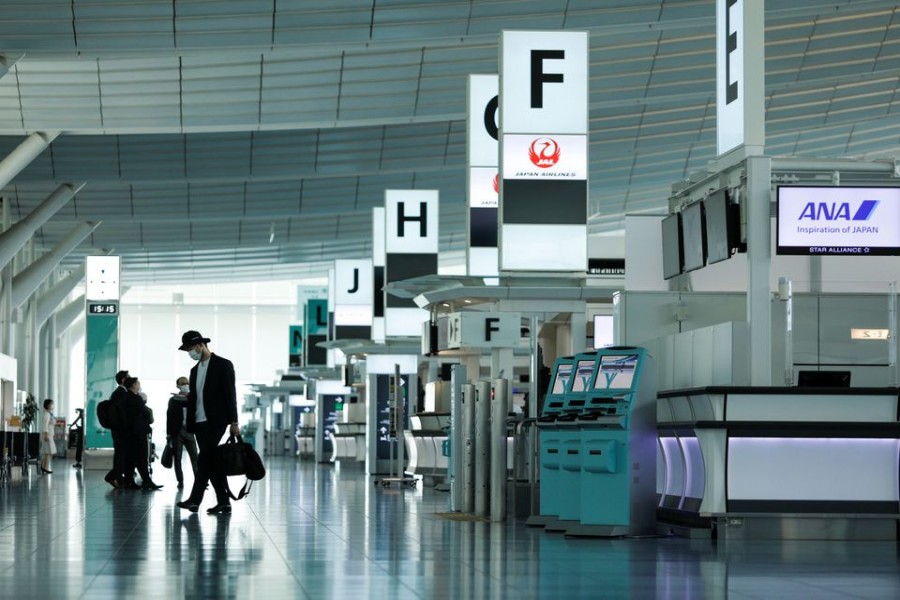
[176,331,240,514]
[166,376,199,489]
[104,369,136,488]
[121,377,162,490]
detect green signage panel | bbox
[85,313,118,449]
[305,299,329,335]
[289,325,303,354]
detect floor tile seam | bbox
[758,575,872,599]
[289,507,380,567]
[243,499,315,585]
[85,497,155,585]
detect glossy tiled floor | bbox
[0,456,898,599]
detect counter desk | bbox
[657,386,900,540]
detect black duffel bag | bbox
[215,434,265,500]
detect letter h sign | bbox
[385,190,439,255]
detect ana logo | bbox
[798,200,879,221]
[491,173,499,194]
[528,137,561,168]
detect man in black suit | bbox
[175,330,240,514]
[104,369,136,488]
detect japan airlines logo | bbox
[528,137,560,168]
[492,173,499,194]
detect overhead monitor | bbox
[569,358,597,392]
[550,362,573,395]
[776,186,900,256]
[704,188,741,264]
[680,200,706,273]
[593,354,639,390]
[661,213,683,280]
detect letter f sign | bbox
[530,50,565,108]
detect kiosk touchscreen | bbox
[595,354,638,390]
[565,352,600,411]
[543,358,574,417]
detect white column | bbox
[746,156,772,385]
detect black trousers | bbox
[106,430,133,484]
[74,427,83,463]
[188,422,228,505]
[127,434,153,485]
[172,429,199,484]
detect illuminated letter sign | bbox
[500,30,588,271]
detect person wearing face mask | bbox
[176,330,240,515]
[166,376,199,489]
[121,377,163,490]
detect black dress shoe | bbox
[142,483,163,490]
[206,503,231,514]
[40,468,53,474]
[176,500,200,512]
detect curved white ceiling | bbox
[0,1,898,283]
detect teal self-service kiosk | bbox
[554,351,601,526]
[535,347,657,536]
[533,356,574,526]
[570,348,657,537]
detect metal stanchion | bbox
[490,378,509,522]
[474,380,491,518]
[450,365,466,512]
[462,383,476,514]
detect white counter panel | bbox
[728,438,900,501]
[727,393,897,422]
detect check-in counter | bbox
[657,386,900,540]
[404,412,451,482]
[295,425,315,457]
[330,422,366,463]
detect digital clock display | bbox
[88,303,118,315]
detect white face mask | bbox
[178,384,189,394]
[188,349,201,361]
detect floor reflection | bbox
[0,457,898,599]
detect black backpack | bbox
[96,399,120,431]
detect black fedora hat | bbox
[179,330,211,351]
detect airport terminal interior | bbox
[1,2,900,598]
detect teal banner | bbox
[84,313,118,449]
[289,325,303,354]
[305,299,329,335]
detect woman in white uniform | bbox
[40,399,56,474]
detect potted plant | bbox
[19,394,38,470]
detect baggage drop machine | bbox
[527,356,574,528]
[568,347,657,537]
[551,351,602,528]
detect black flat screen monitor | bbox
[661,213,683,280]
[797,370,851,388]
[681,200,706,273]
[704,188,739,264]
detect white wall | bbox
[61,281,302,444]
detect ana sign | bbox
[776,186,900,255]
